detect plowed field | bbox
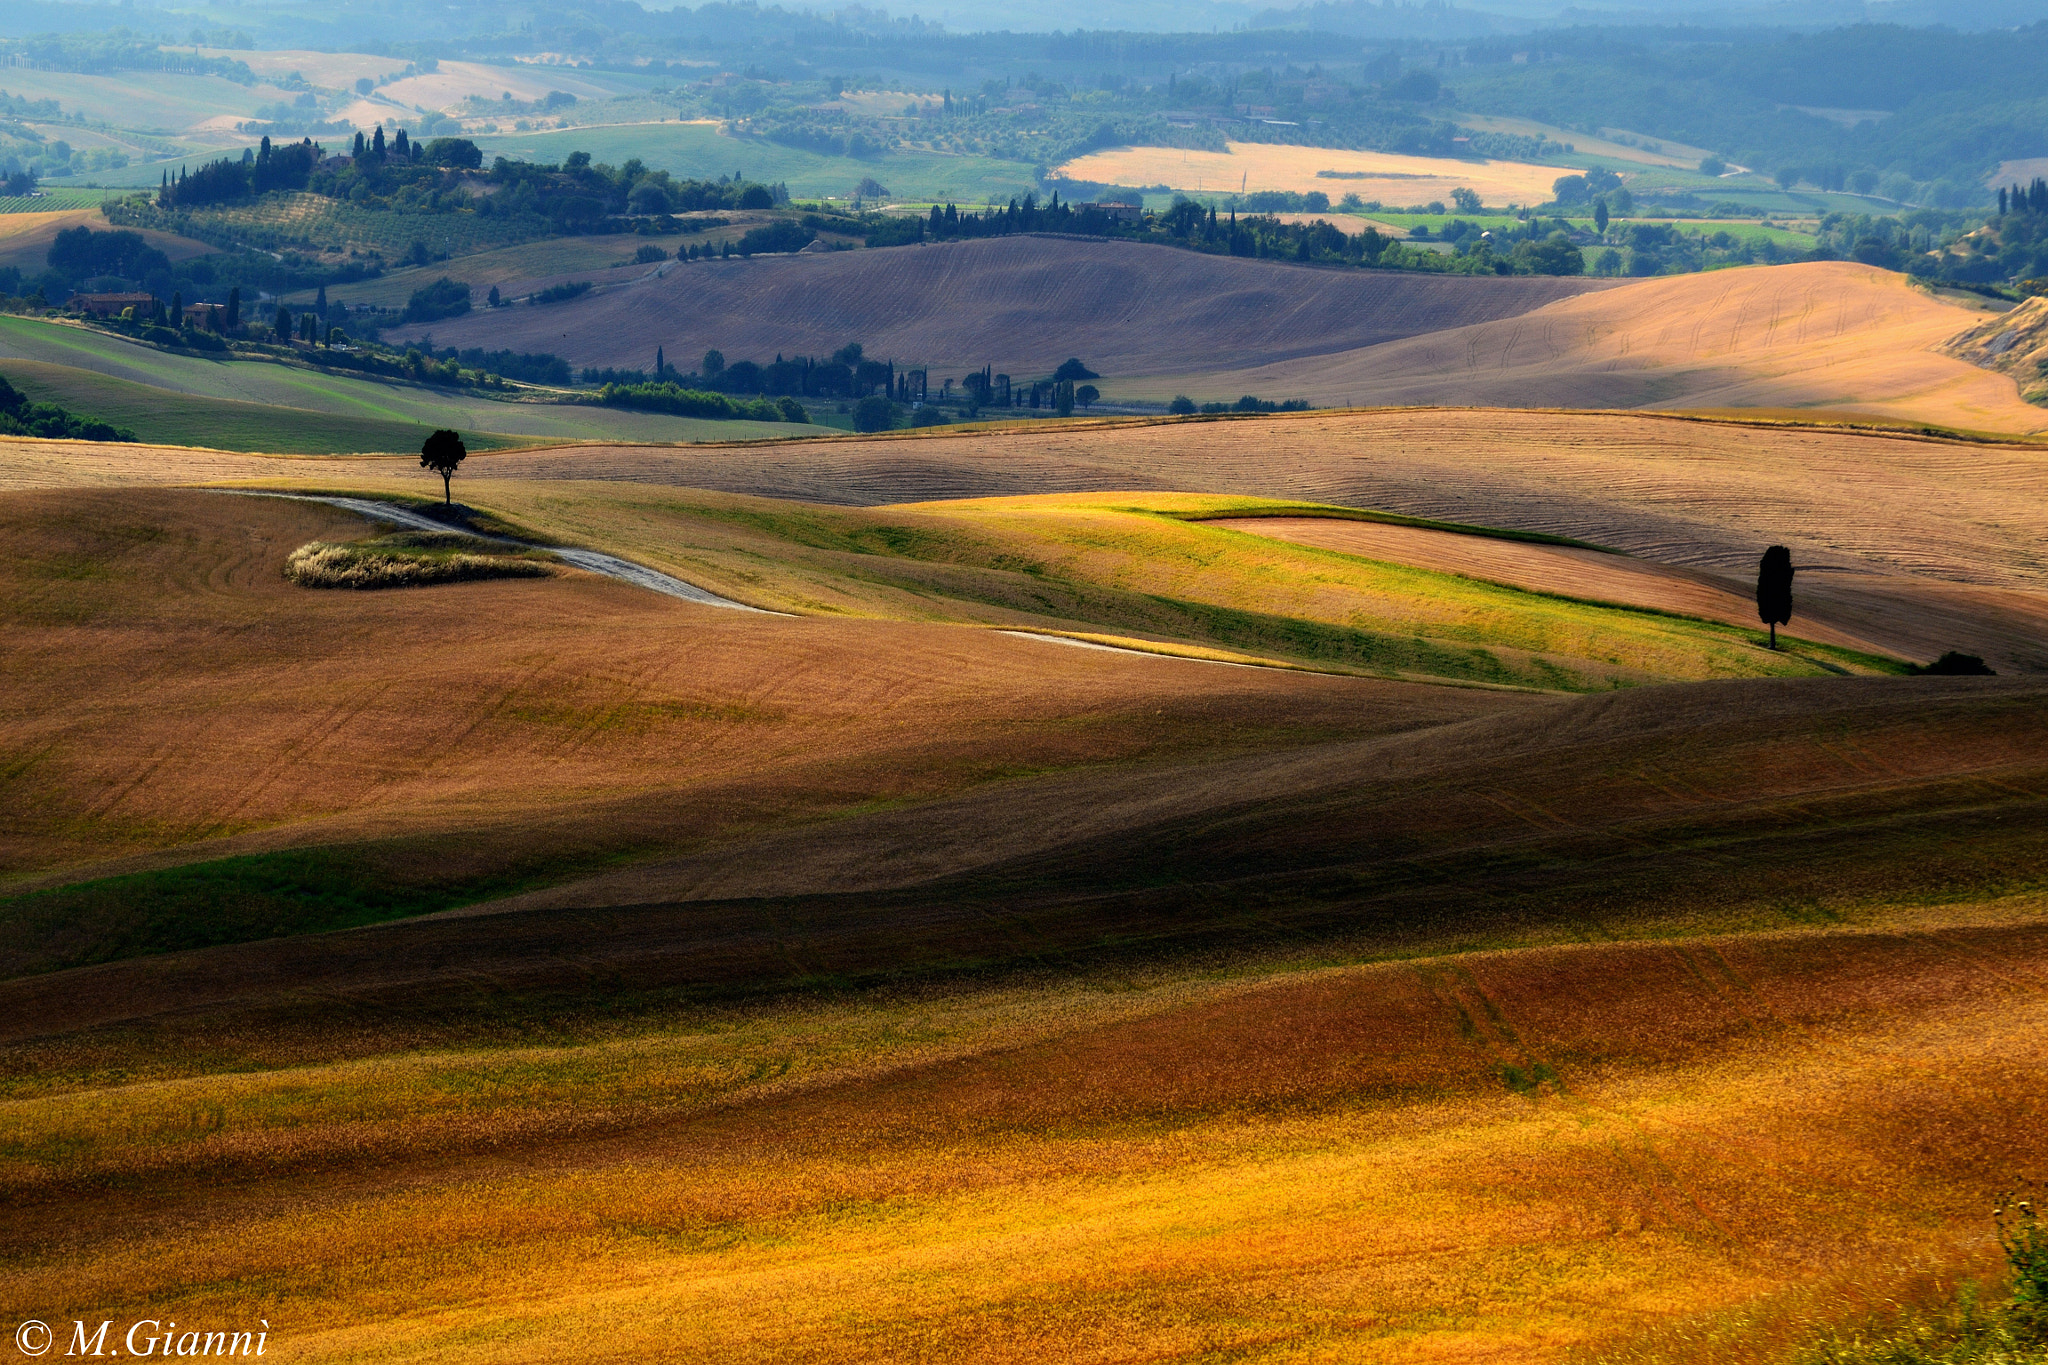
[5,397,2048,1363]
[381,233,1614,376]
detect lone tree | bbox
[420,428,467,505]
[1756,545,1795,649]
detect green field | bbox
[471,121,1041,204]
[0,358,533,454]
[0,318,815,446]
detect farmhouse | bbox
[69,292,158,317]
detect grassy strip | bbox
[1153,498,1617,551]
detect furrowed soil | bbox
[1153,262,2046,436]
[380,233,1614,375]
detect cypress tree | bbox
[656,345,665,377]
[314,284,328,318]
[1756,546,1795,650]
[226,285,240,328]
[2000,187,2009,215]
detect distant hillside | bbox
[1166,262,2048,435]
[383,235,1615,381]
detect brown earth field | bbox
[380,233,1614,377]
[1151,262,2048,437]
[3,406,2047,1362]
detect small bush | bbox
[531,280,592,305]
[910,405,949,427]
[1914,651,1996,676]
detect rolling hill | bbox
[5,404,2045,672]
[3,402,2046,1362]
[381,233,1616,379]
[1154,262,2048,436]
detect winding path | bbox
[221,491,780,613]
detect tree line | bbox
[869,193,1590,276]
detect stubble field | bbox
[1054,141,1578,205]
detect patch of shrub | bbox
[531,280,591,305]
[401,277,471,323]
[285,533,553,589]
[735,220,815,256]
[1913,651,1996,676]
[1168,395,1197,415]
[590,381,792,422]
[0,370,135,442]
[851,394,897,432]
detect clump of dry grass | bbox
[285,531,554,590]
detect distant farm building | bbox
[70,292,158,317]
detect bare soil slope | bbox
[383,234,1614,376]
[0,485,1474,901]
[1177,263,2047,435]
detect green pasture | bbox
[471,122,1041,203]
[0,317,816,446]
[0,358,525,454]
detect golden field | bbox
[1,395,2046,1362]
[1054,141,1576,206]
